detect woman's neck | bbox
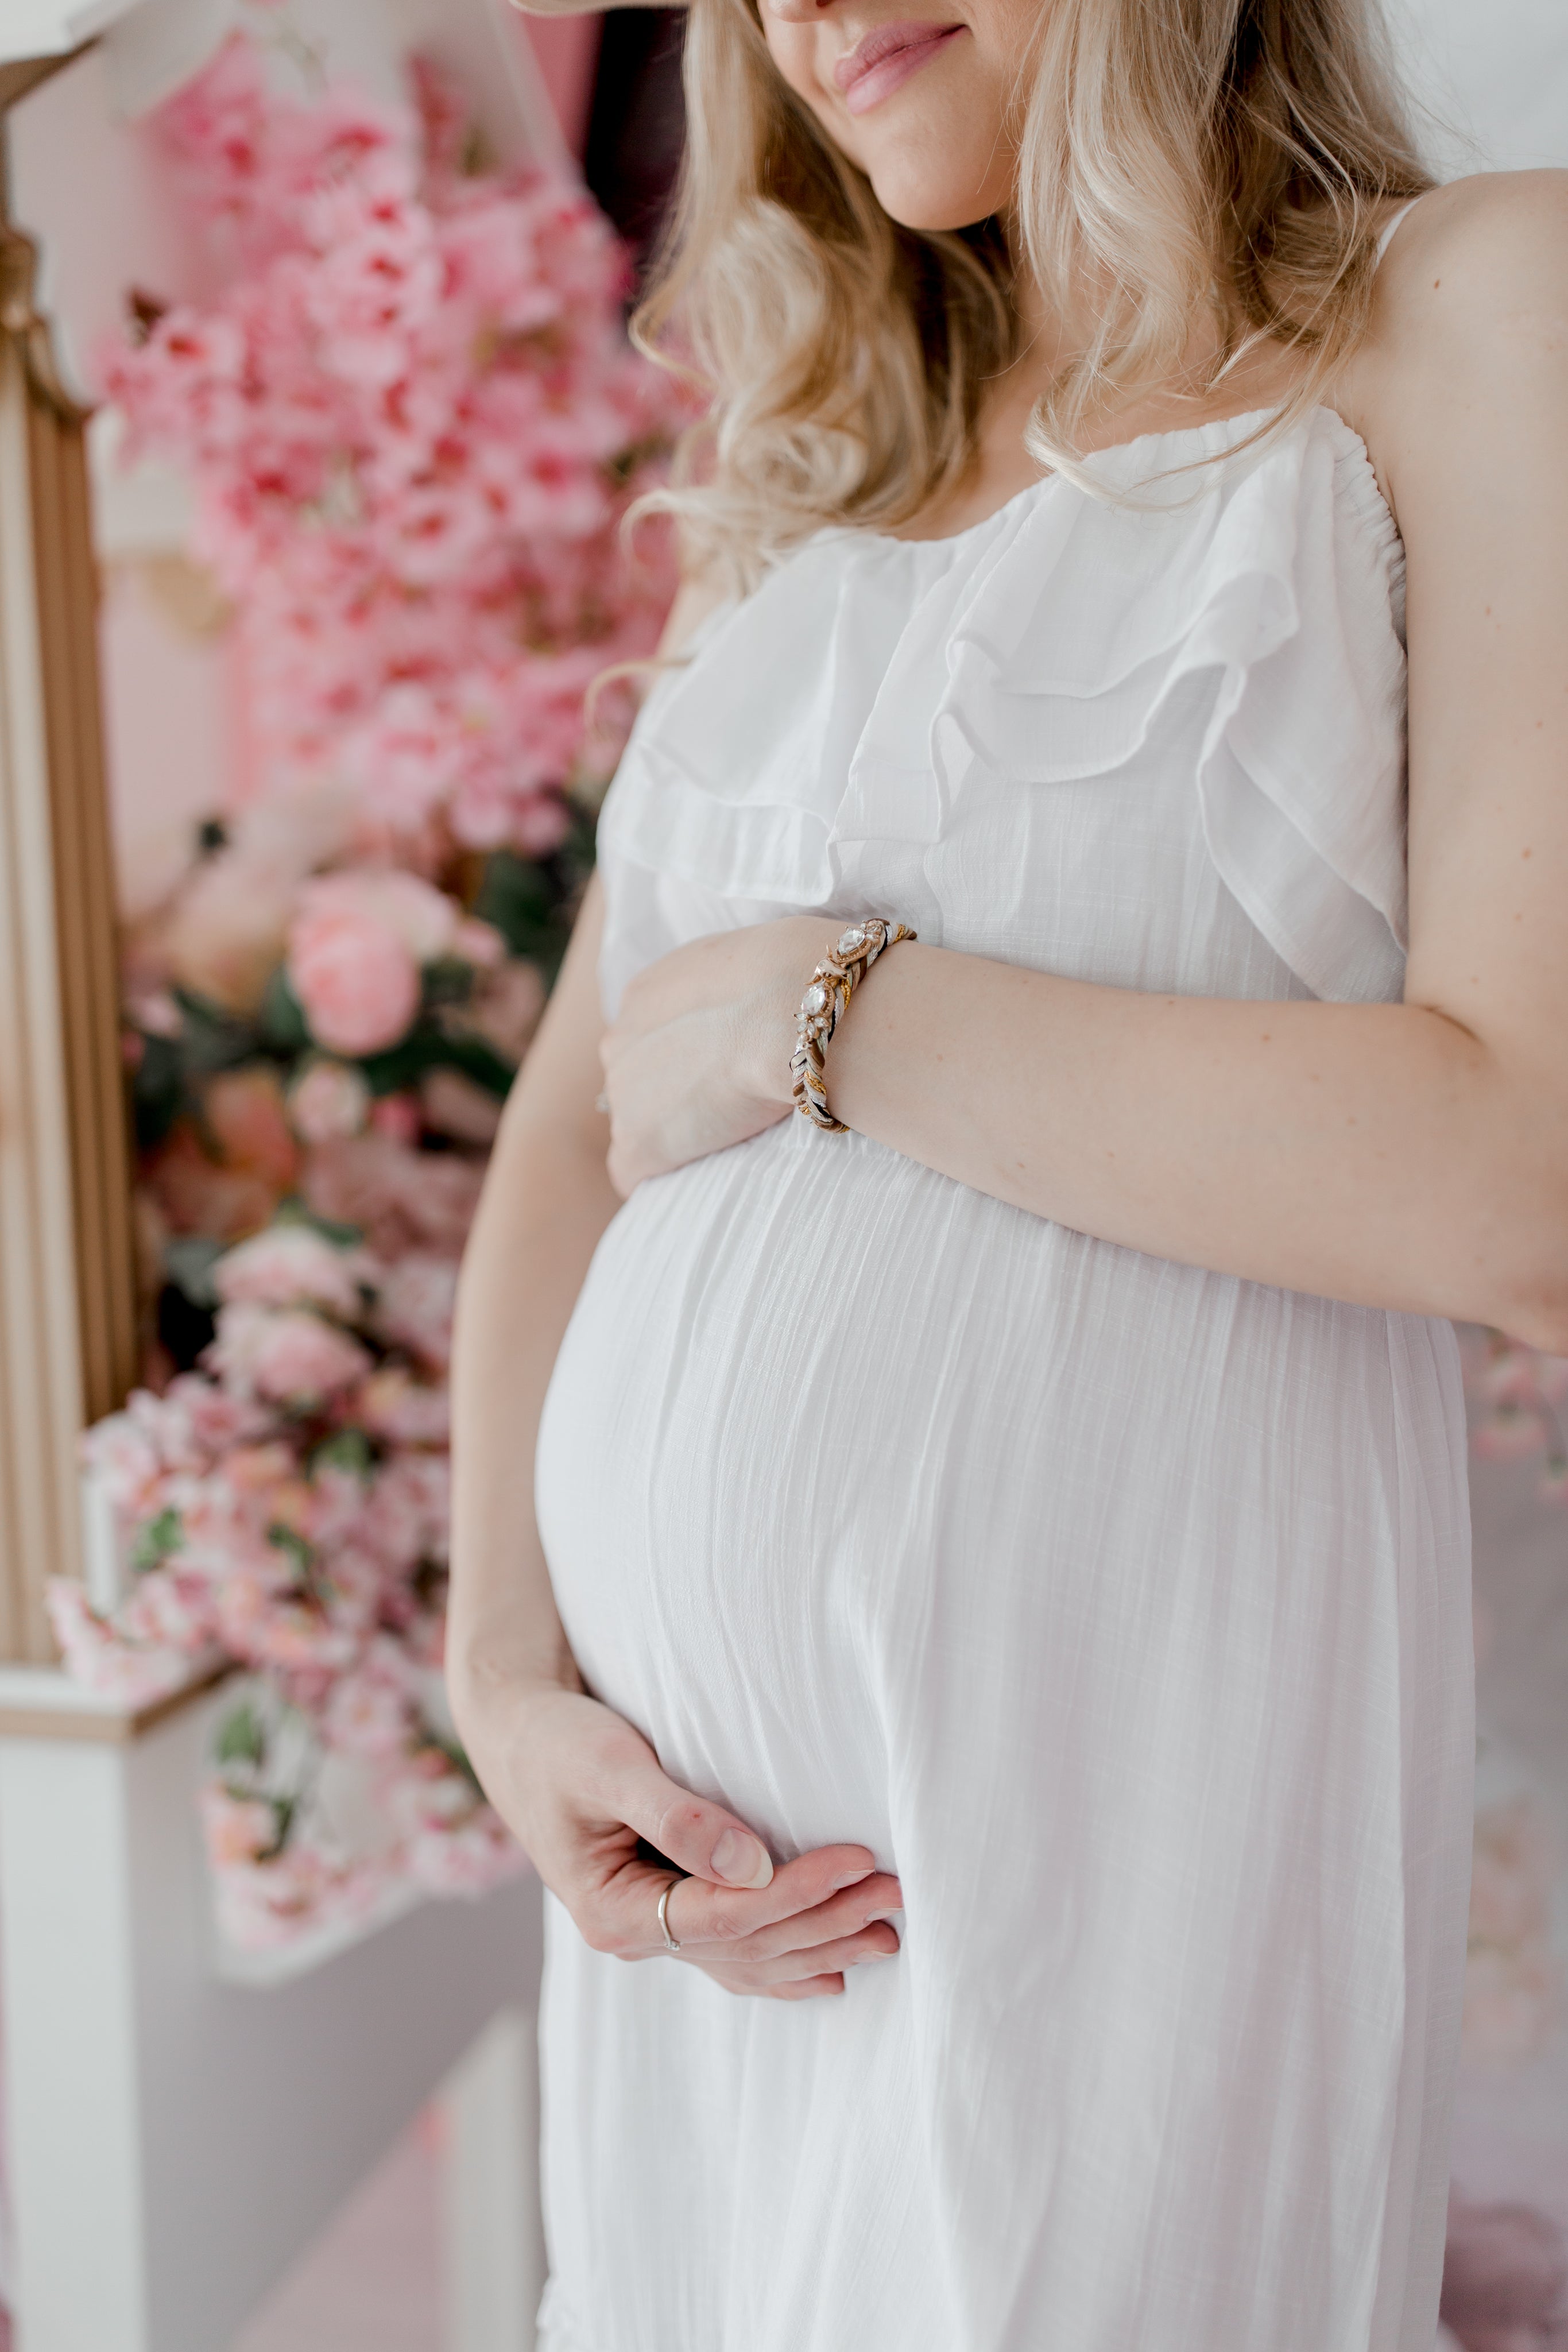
[893,289,1314,544]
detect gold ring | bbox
[657,1881,682,1954]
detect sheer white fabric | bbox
[533,405,1473,2352]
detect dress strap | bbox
[1374,199,1421,268]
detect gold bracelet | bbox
[790,917,916,1132]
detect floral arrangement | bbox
[57,1220,515,1949]
[48,28,688,1948]
[1462,1794,1561,2064]
[1463,1329,1568,1504]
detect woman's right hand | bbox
[456,1678,903,2000]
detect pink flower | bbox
[323,1643,415,1760]
[288,870,490,1053]
[303,192,443,386]
[289,1058,372,1143]
[303,1131,483,1259]
[214,1223,370,1318]
[355,1365,451,1446]
[1473,1409,1552,1464]
[202,1786,281,1868]
[370,1094,423,1147]
[82,1412,167,1518]
[121,1567,216,1652]
[1441,2198,1568,2346]
[374,1254,458,1370]
[47,1581,193,1705]
[206,1301,373,1406]
[288,898,421,1057]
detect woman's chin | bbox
[865,167,1000,235]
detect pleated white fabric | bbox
[532,404,1474,2352]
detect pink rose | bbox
[206,1301,372,1405]
[214,1223,370,1318]
[288,906,419,1057]
[298,870,469,964]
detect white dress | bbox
[532,402,1474,2352]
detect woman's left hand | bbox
[599,915,830,1194]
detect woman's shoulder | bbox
[1335,171,1568,537]
[1345,173,1568,449]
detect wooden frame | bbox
[0,94,140,1658]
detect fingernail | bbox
[833,1866,875,1891]
[710,1828,773,1887]
[854,1948,895,1963]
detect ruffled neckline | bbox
[838,402,1397,561]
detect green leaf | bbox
[471,849,556,960]
[273,1199,365,1250]
[130,1031,188,1150]
[163,1235,225,1310]
[257,969,312,1054]
[130,1505,184,1575]
[215,1700,268,1770]
[431,1030,516,1100]
[266,1522,316,1581]
[260,1794,296,1859]
[310,1426,376,1480]
[172,989,265,1077]
[421,956,477,1013]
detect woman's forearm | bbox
[448,1116,620,1707]
[822,945,1568,1344]
[447,875,620,1723]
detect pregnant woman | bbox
[449,0,1568,2338]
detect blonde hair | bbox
[634,0,1432,583]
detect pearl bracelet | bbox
[790,916,916,1132]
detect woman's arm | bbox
[598,175,1568,1348]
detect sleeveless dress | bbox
[531,399,1475,2352]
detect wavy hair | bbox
[633,0,1432,583]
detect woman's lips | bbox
[833,21,965,117]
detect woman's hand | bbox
[598,916,830,1194]
[455,1675,902,1999]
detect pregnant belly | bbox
[534,1115,1461,1868]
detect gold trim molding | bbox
[0,179,139,1657]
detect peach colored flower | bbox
[142,1124,279,1245]
[162,854,297,1015]
[205,1067,300,1192]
